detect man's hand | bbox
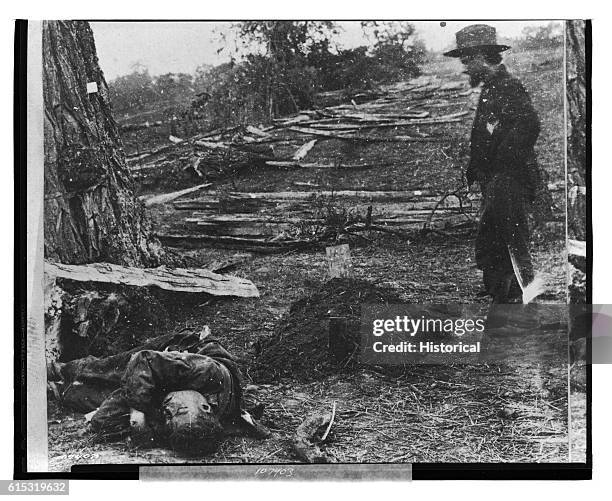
[128,408,156,447]
[463,170,478,192]
[129,408,147,431]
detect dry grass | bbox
[49,358,568,469]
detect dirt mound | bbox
[253,278,404,382]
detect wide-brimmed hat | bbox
[443,24,510,58]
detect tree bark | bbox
[566,21,587,242]
[566,21,587,429]
[43,21,162,266]
[566,21,586,186]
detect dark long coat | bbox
[467,65,543,300]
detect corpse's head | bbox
[460,50,503,87]
[162,390,223,454]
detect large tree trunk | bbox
[43,21,162,266]
[566,21,587,309]
[566,20,587,306]
[566,20,587,243]
[566,21,587,186]
[566,21,588,464]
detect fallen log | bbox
[439,81,469,91]
[174,190,478,212]
[265,160,379,169]
[182,211,476,241]
[185,214,302,224]
[276,111,431,127]
[270,114,313,126]
[186,197,473,214]
[279,117,370,127]
[245,125,270,138]
[186,221,287,238]
[409,81,442,92]
[288,126,441,142]
[164,209,476,248]
[157,233,317,253]
[120,120,163,132]
[44,261,260,298]
[293,139,318,160]
[185,209,474,227]
[126,142,187,163]
[293,181,320,188]
[126,128,273,167]
[180,189,439,203]
[333,111,431,121]
[176,141,276,178]
[139,183,213,207]
[194,140,231,150]
[194,140,274,155]
[199,125,243,139]
[300,111,469,131]
[129,163,169,173]
[175,193,278,212]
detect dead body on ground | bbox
[48,328,270,454]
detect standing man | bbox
[444,24,545,303]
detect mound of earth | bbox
[253,278,405,382]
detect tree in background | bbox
[108,65,158,116]
[193,63,214,91]
[361,21,422,50]
[108,21,427,127]
[361,21,426,82]
[153,73,195,105]
[109,69,198,117]
[520,22,564,50]
[237,21,338,62]
[198,60,268,127]
[225,21,425,119]
[234,21,339,118]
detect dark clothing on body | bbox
[58,332,253,440]
[467,65,542,301]
[59,331,207,399]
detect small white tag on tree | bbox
[86,82,98,94]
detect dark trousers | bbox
[476,174,534,303]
